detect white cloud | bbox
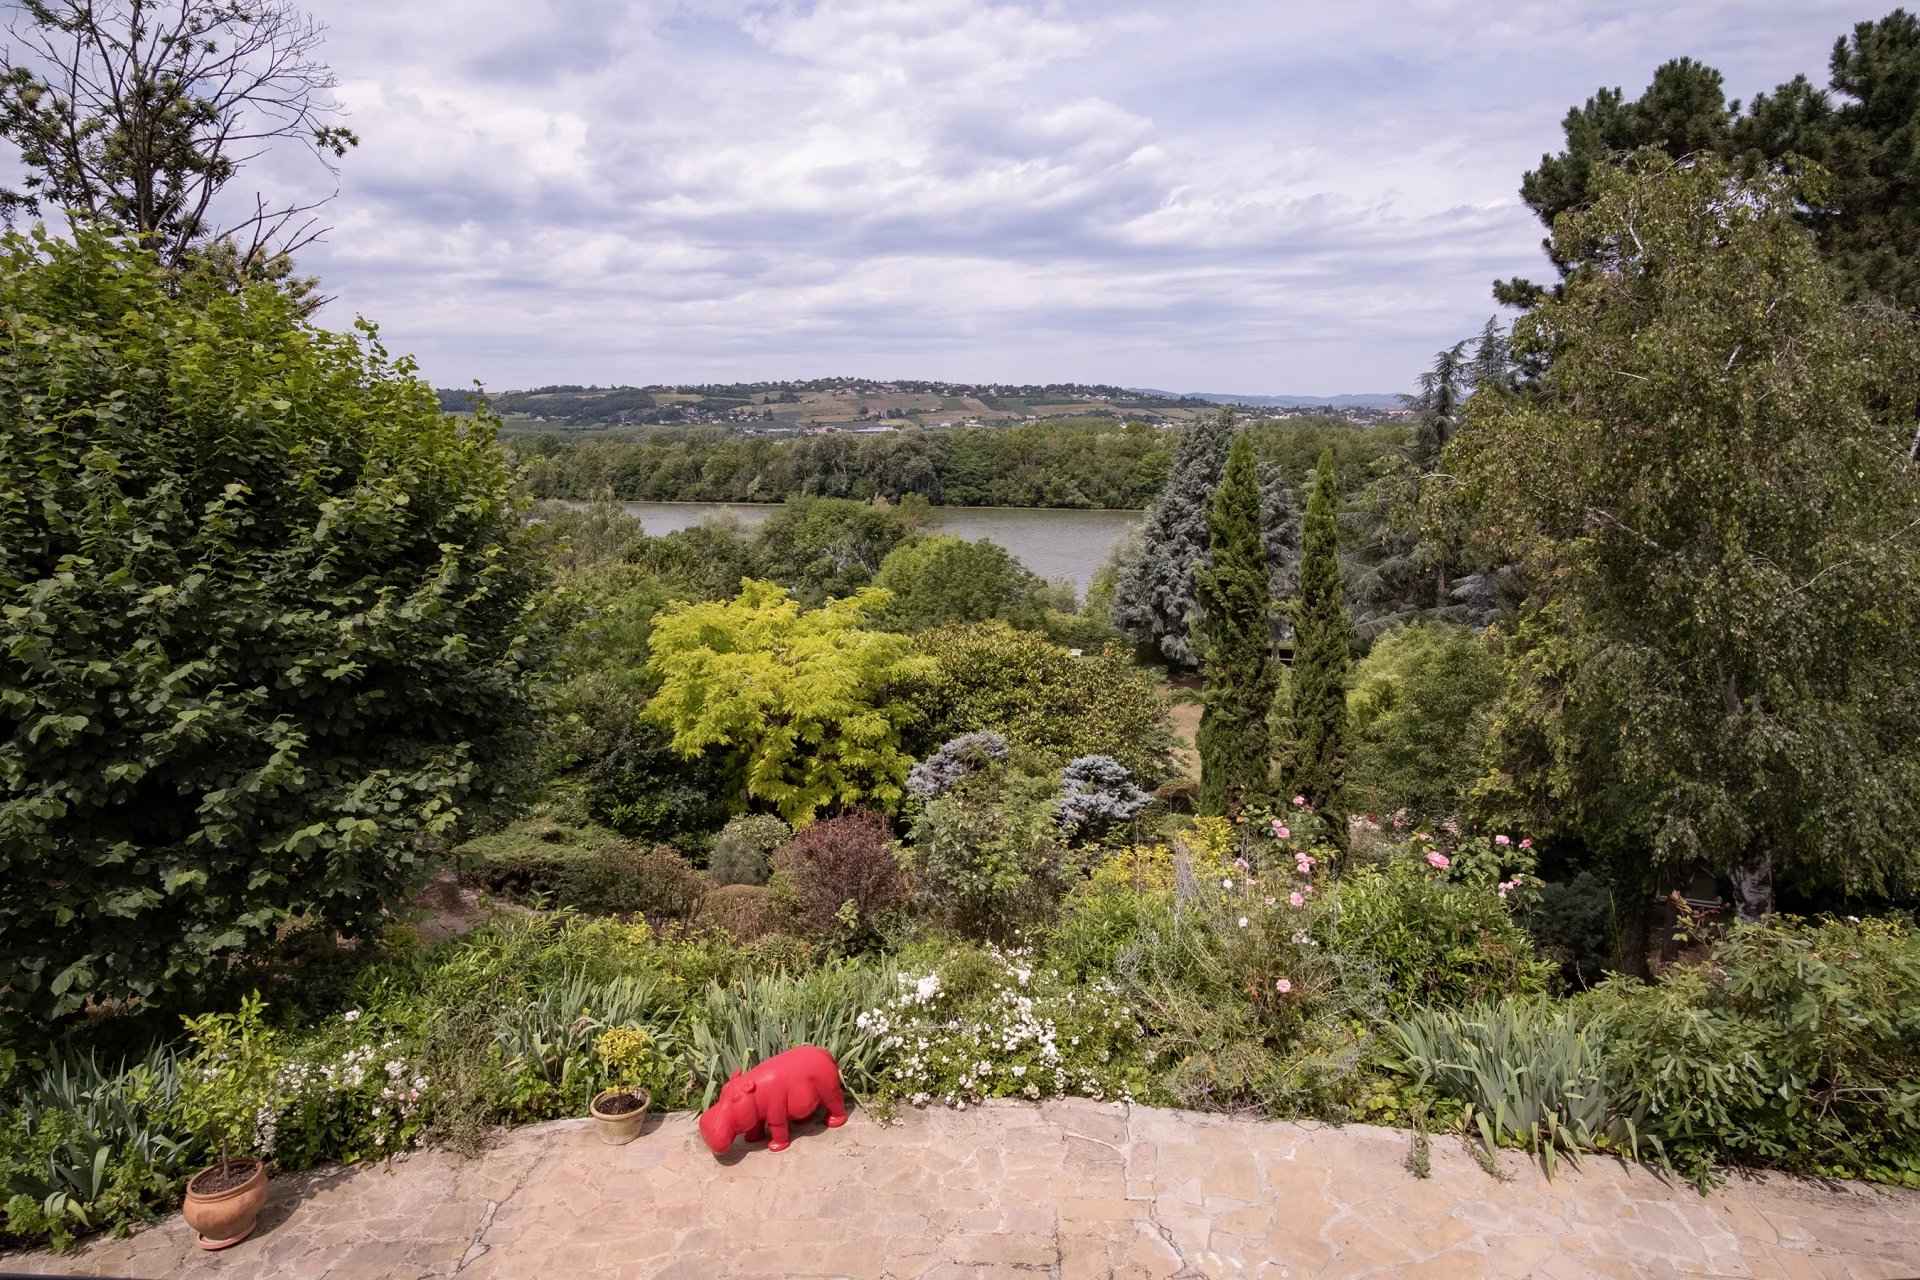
[257,0,1864,391]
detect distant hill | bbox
[1132,388,1405,410]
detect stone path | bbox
[11,1100,1919,1279]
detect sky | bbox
[229,1,1882,393]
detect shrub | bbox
[1057,755,1152,842]
[698,885,780,942]
[645,580,936,824]
[606,846,709,921]
[708,814,792,886]
[906,731,1009,800]
[593,1026,679,1102]
[455,823,707,919]
[1520,872,1615,989]
[751,496,921,604]
[1331,855,1552,1016]
[872,535,1051,632]
[1585,915,1920,1187]
[906,769,1070,940]
[455,818,630,899]
[0,228,548,1024]
[1346,622,1502,822]
[581,722,735,843]
[739,933,817,973]
[769,811,908,947]
[912,622,1176,782]
[856,948,1149,1107]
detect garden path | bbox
[11,1099,1918,1279]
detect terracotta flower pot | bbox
[589,1087,652,1146]
[182,1158,268,1250]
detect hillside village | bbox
[437,376,1414,435]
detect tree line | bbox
[516,416,1399,511]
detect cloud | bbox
[257,0,1866,392]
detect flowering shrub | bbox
[259,1021,433,1167]
[856,948,1148,1107]
[1333,853,1553,1015]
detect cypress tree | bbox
[1112,411,1234,665]
[1291,447,1352,849]
[1194,433,1274,816]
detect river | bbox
[605,501,1142,594]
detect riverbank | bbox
[550,499,1144,595]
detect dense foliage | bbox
[1453,155,1920,915]
[1497,10,1920,312]
[645,581,935,825]
[519,419,1175,509]
[1288,449,1353,847]
[872,535,1053,632]
[1193,433,1274,815]
[1345,623,1502,822]
[0,230,545,1025]
[909,623,1176,782]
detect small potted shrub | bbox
[589,1026,667,1145]
[178,995,278,1250]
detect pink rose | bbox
[1520,838,1533,850]
[1494,834,1511,847]
[1425,851,1451,870]
[1275,978,1293,994]
[1289,892,1305,908]
[1293,795,1308,807]
[1274,825,1291,841]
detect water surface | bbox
[607,501,1141,594]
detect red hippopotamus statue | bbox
[697,1044,848,1155]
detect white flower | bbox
[343,1010,361,1023]
[1237,916,1249,928]
[1221,877,1233,889]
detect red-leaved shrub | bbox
[770,810,907,944]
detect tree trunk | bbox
[1610,891,1654,979]
[1731,851,1775,920]
[1608,856,1657,979]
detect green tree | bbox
[0,0,358,290]
[871,535,1048,632]
[1289,448,1353,849]
[0,228,545,1024]
[1346,623,1502,822]
[751,496,922,604]
[1193,434,1273,815]
[1452,154,1920,923]
[1499,12,1920,317]
[910,622,1176,783]
[644,580,936,825]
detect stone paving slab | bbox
[8,1099,1918,1279]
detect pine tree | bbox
[1112,412,1235,665]
[1290,447,1352,850]
[1194,433,1274,815]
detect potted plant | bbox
[589,1026,667,1146]
[178,994,278,1249]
